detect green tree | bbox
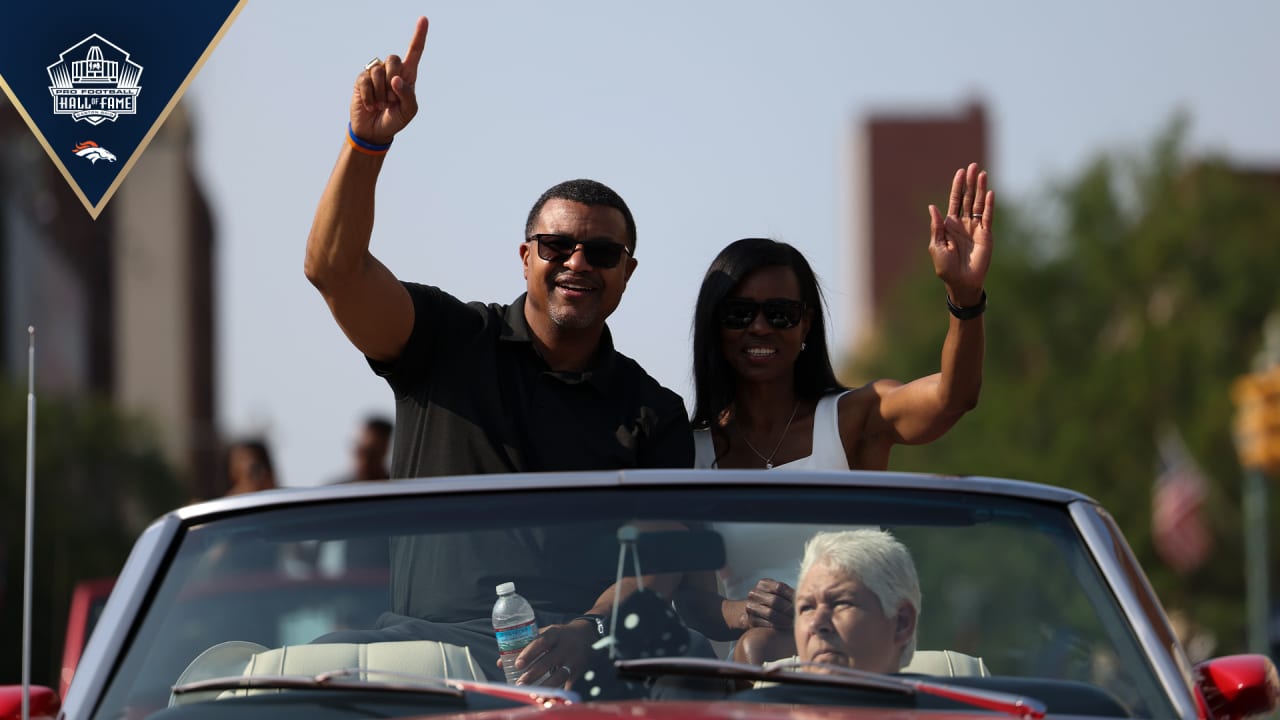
[0,382,186,687]
[849,117,1280,653]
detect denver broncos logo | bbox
[73,140,117,164]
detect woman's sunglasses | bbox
[528,234,632,269]
[718,298,806,330]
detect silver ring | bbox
[364,57,381,71]
[559,664,573,676]
[970,213,982,219]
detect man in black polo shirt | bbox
[304,17,694,684]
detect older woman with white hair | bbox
[792,528,921,673]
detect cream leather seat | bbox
[901,649,991,677]
[170,639,485,706]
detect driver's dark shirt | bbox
[369,282,694,620]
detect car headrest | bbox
[755,649,991,687]
[901,649,991,677]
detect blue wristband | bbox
[347,123,392,155]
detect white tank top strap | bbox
[806,390,852,470]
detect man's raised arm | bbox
[304,17,428,364]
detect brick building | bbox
[843,101,988,366]
[0,94,218,497]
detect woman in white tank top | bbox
[678,164,993,665]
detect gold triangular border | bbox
[0,0,247,220]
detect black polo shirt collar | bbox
[499,293,619,391]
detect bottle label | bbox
[495,619,538,654]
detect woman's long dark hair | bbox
[691,238,845,431]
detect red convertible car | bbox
[5,470,1277,720]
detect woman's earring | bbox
[801,342,807,351]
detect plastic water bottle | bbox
[493,581,538,684]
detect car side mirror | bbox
[1194,654,1280,720]
[0,685,60,720]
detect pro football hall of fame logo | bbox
[0,0,244,217]
[47,34,143,126]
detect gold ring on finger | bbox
[364,57,381,71]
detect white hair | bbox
[798,528,922,668]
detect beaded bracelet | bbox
[346,123,392,156]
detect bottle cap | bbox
[495,582,515,595]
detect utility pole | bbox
[1230,314,1280,655]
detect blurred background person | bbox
[333,415,393,484]
[210,438,277,499]
[317,416,396,577]
[193,438,282,576]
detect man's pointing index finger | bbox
[401,16,429,85]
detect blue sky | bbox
[185,1,1280,486]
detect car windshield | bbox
[91,481,1177,719]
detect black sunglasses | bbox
[528,234,632,269]
[718,298,807,330]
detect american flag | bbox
[1151,429,1213,575]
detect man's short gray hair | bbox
[798,528,922,668]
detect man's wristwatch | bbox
[573,614,608,638]
[947,290,987,320]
